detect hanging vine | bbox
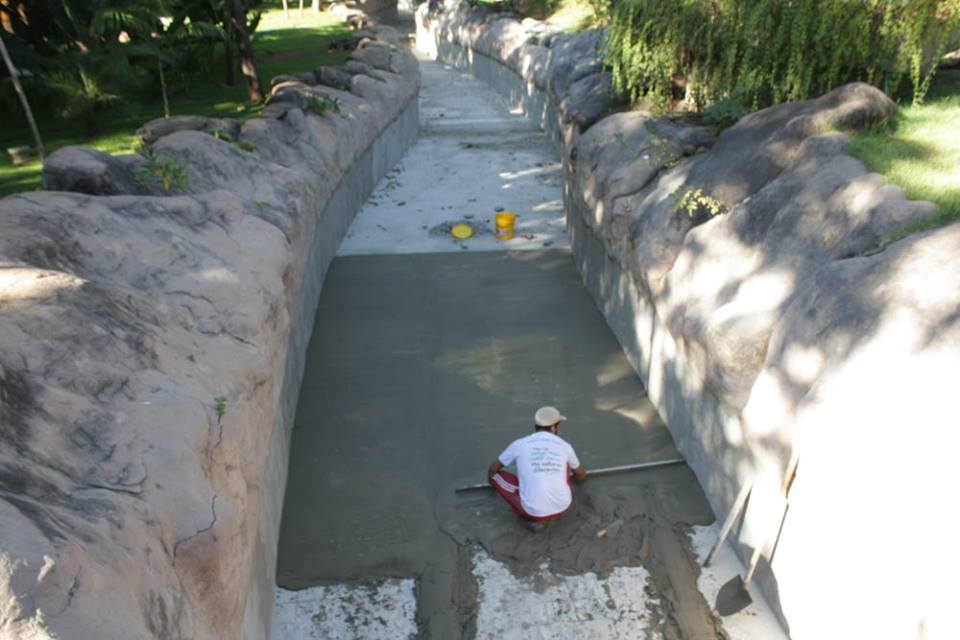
[606,0,960,112]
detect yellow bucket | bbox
[494,212,517,241]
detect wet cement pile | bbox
[277,250,725,639]
[440,468,724,640]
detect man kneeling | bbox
[487,406,587,532]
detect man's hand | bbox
[571,465,587,483]
[487,460,503,486]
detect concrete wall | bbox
[244,99,418,639]
[417,27,560,143]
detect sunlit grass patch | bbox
[848,69,960,242]
[546,0,597,31]
[0,162,43,198]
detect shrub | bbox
[135,154,189,193]
[212,129,257,153]
[606,0,960,112]
[585,0,613,23]
[674,187,726,221]
[703,98,748,129]
[306,94,341,117]
[644,121,680,166]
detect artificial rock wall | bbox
[418,2,960,638]
[0,25,418,640]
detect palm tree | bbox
[151,19,225,117]
[88,1,224,120]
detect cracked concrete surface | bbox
[272,579,417,639]
[174,495,219,559]
[472,549,660,638]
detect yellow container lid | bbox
[451,223,474,239]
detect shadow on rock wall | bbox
[0,21,419,640]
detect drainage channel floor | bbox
[273,49,787,640]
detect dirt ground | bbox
[276,250,725,639]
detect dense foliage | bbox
[0,0,265,132]
[605,0,960,111]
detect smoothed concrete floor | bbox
[276,251,695,637]
[275,41,786,640]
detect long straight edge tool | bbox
[454,457,686,493]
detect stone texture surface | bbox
[41,146,149,196]
[419,4,960,638]
[135,114,241,146]
[0,22,418,640]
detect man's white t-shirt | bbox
[498,431,581,517]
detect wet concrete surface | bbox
[276,251,719,638]
[274,33,739,639]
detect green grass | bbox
[545,0,598,31]
[0,8,351,198]
[478,0,597,30]
[847,68,960,244]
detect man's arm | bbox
[569,447,586,483]
[488,459,503,486]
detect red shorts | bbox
[491,470,567,522]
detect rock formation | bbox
[0,24,419,640]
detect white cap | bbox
[534,406,567,427]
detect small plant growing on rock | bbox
[135,154,188,193]
[214,396,227,423]
[307,94,341,117]
[212,129,257,153]
[641,122,681,167]
[674,188,726,221]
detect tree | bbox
[0,31,44,159]
[0,0,266,135]
[152,18,225,117]
[228,0,263,102]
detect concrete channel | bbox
[272,41,788,640]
